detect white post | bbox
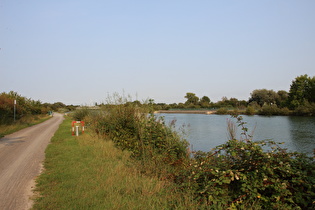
[14,100,16,122]
[76,126,79,136]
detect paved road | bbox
[0,113,64,210]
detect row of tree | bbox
[150,74,315,116]
[0,91,76,124]
[1,75,314,121]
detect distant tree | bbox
[276,90,288,108]
[216,97,246,108]
[288,74,315,108]
[200,96,211,108]
[148,98,154,105]
[169,103,178,109]
[249,89,278,107]
[51,102,66,111]
[184,92,199,105]
[228,98,240,107]
[200,96,210,103]
[309,77,315,103]
[177,103,185,109]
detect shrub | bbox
[245,106,256,115]
[89,100,189,174]
[294,101,315,116]
[175,116,315,209]
[216,107,229,115]
[71,108,89,121]
[279,107,291,116]
[259,104,280,115]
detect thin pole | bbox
[14,100,16,122]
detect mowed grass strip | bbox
[0,115,51,138]
[32,117,196,210]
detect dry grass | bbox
[32,117,198,209]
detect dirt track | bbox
[0,113,64,210]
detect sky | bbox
[1,0,315,105]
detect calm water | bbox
[158,114,315,155]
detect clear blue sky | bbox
[1,0,315,105]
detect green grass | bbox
[0,115,51,138]
[32,117,198,210]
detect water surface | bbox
[158,114,315,155]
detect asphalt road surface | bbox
[0,113,64,210]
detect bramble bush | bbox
[85,97,315,209]
[175,115,315,209]
[87,98,189,176]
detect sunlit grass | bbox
[32,117,198,209]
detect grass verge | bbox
[0,115,52,138]
[32,117,198,210]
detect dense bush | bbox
[216,107,229,115]
[87,99,315,209]
[0,91,49,124]
[245,106,256,115]
[175,116,315,209]
[293,101,315,116]
[88,102,189,169]
[71,108,89,121]
[258,104,291,116]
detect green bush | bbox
[279,107,291,116]
[89,102,189,170]
[71,108,89,121]
[175,116,315,209]
[294,102,315,116]
[259,104,280,115]
[216,107,229,115]
[88,101,315,209]
[245,106,256,115]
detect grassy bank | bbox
[32,117,198,209]
[0,115,51,138]
[33,103,315,209]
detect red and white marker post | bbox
[71,121,85,136]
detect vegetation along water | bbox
[159,113,315,155]
[65,97,315,209]
[1,74,314,208]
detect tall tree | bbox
[200,96,211,108]
[288,74,315,108]
[276,90,288,108]
[184,92,199,105]
[249,89,278,106]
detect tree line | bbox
[150,74,315,116]
[0,91,76,124]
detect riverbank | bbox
[154,110,216,115]
[33,108,315,209]
[32,117,198,209]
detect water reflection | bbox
[159,114,315,155]
[287,116,315,155]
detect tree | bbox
[276,90,288,108]
[184,92,199,105]
[288,74,315,108]
[200,96,211,108]
[306,76,315,103]
[249,89,278,107]
[200,96,210,104]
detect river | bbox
[158,114,315,155]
